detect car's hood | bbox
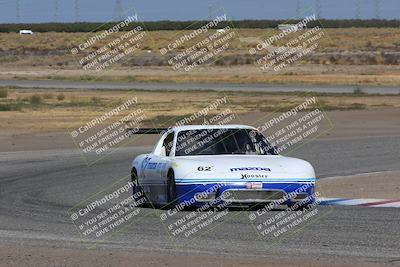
[171,155,315,181]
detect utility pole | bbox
[16,0,20,23]
[374,0,381,19]
[315,0,321,19]
[54,0,59,22]
[296,0,301,19]
[74,0,80,22]
[208,4,213,20]
[114,0,123,21]
[355,0,361,19]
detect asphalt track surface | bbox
[1,79,400,94]
[1,136,400,264]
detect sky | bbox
[1,0,399,23]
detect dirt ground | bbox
[0,245,392,267]
[2,28,400,87]
[318,171,400,199]
[2,64,400,86]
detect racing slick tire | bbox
[131,168,147,207]
[166,169,178,208]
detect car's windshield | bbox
[175,128,278,156]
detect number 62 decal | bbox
[197,166,211,171]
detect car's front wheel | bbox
[131,168,139,193]
[166,169,177,207]
[131,168,147,206]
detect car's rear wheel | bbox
[166,169,177,207]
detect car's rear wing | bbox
[126,127,168,134]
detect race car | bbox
[130,124,316,209]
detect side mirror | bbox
[160,146,166,157]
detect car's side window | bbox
[162,132,174,156]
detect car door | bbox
[142,132,174,202]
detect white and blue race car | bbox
[130,125,316,209]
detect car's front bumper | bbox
[174,179,316,208]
